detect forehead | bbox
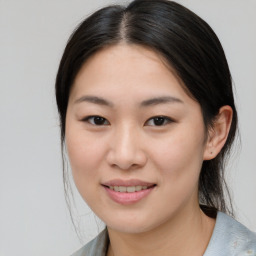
[69,43,191,104]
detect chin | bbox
[103,213,169,234]
[107,222,153,234]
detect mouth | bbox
[102,179,156,205]
[103,184,156,193]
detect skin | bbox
[65,44,233,256]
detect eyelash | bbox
[145,116,174,126]
[82,115,174,127]
[82,116,110,126]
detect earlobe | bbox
[203,106,233,160]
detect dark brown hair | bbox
[56,0,238,219]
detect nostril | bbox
[106,148,147,170]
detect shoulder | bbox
[204,212,256,256]
[71,229,109,256]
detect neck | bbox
[107,205,215,256]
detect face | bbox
[65,44,209,234]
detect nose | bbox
[106,125,147,170]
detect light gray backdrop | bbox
[0,0,255,255]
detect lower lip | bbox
[103,186,155,205]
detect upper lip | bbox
[102,179,156,187]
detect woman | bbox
[55,0,256,255]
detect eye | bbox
[82,116,110,126]
[145,116,173,126]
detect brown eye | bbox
[145,116,173,126]
[83,116,110,125]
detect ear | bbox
[203,106,233,160]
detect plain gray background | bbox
[0,0,255,255]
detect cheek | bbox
[150,125,205,181]
[65,126,105,186]
[147,129,205,212]
[65,130,107,208]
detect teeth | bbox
[127,186,135,193]
[108,185,150,192]
[119,186,126,192]
[135,185,142,191]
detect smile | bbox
[102,179,156,205]
[108,185,152,193]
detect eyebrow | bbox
[74,95,114,107]
[74,95,183,107]
[140,96,183,107]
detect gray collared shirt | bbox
[71,212,256,256]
